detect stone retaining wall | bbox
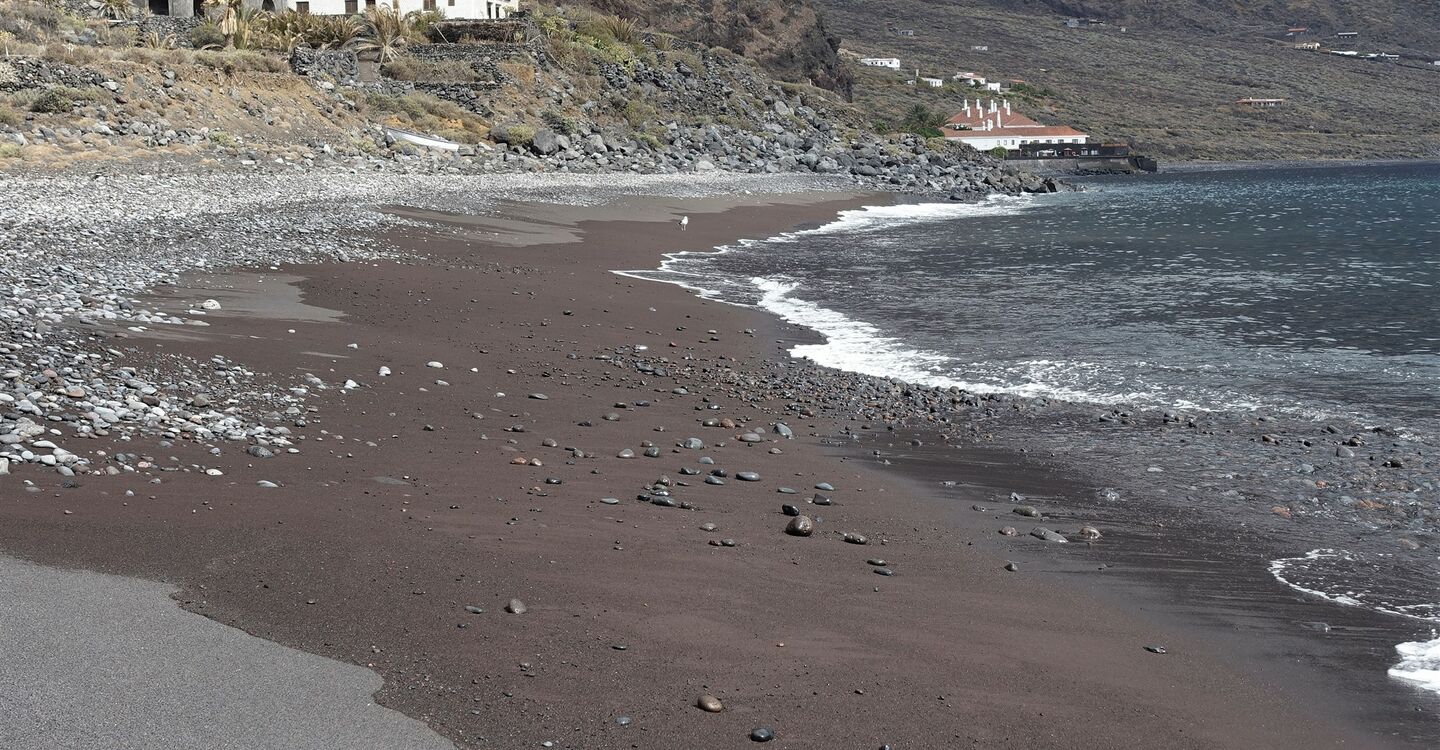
[0,58,107,91]
[290,48,359,83]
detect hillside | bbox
[0,1,1058,198]
[817,0,1440,160]
[575,0,853,95]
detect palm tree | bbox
[205,0,243,49]
[357,6,413,64]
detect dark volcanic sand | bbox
[0,192,1395,748]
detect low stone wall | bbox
[290,48,359,83]
[408,42,529,62]
[426,20,525,44]
[0,58,107,91]
[136,15,203,43]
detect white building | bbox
[952,71,985,86]
[140,0,517,20]
[919,76,944,87]
[859,58,902,69]
[942,98,1088,151]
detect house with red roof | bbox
[942,98,1088,151]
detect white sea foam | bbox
[614,195,1033,294]
[753,278,958,384]
[1270,549,1440,698]
[750,277,1234,408]
[788,196,1032,238]
[1390,636,1440,695]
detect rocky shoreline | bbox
[0,169,846,480]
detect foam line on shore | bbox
[1391,636,1440,696]
[1270,549,1440,698]
[615,195,1033,296]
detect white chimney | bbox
[1005,100,1011,115]
[995,110,1002,128]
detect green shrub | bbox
[0,106,23,128]
[541,109,575,135]
[30,88,73,114]
[490,122,535,146]
[194,49,289,74]
[0,142,23,159]
[989,145,1008,158]
[623,98,655,128]
[190,20,225,49]
[380,58,479,83]
[208,129,239,147]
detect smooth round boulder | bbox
[785,515,814,537]
[737,471,761,481]
[506,598,527,614]
[781,504,799,517]
[842,532,869,545]
[696,694,723,713]
[750,727,774,742]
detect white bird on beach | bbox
[679,215,689,231]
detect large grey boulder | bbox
[530,128,560,155]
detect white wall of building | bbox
[264,0,517,19]
[150,0,516,18]
[859,58,902,69]
[949,134,1087,150]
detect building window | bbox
[345,0,357,12]
[448,0,454,5]
[423,0,435,9]
[365,0,375,6]
[295,1,308,12]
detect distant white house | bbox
[984,81,1002,92]
[1331,50,1358,56]
[137,0,518,19]
[942,98,1088,151]
[919,76,944,87]
[953,71,986,86]
[859,58,902,69]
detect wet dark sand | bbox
[844,428,1439,749]
[0,191,1410,748]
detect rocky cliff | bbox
[574,0,853,96]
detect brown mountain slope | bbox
[817,0,1440,160]
[576,0,854,95]
[986,0,1440,51]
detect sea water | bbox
[624,161,1440,697]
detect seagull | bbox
[679,215,689,231]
